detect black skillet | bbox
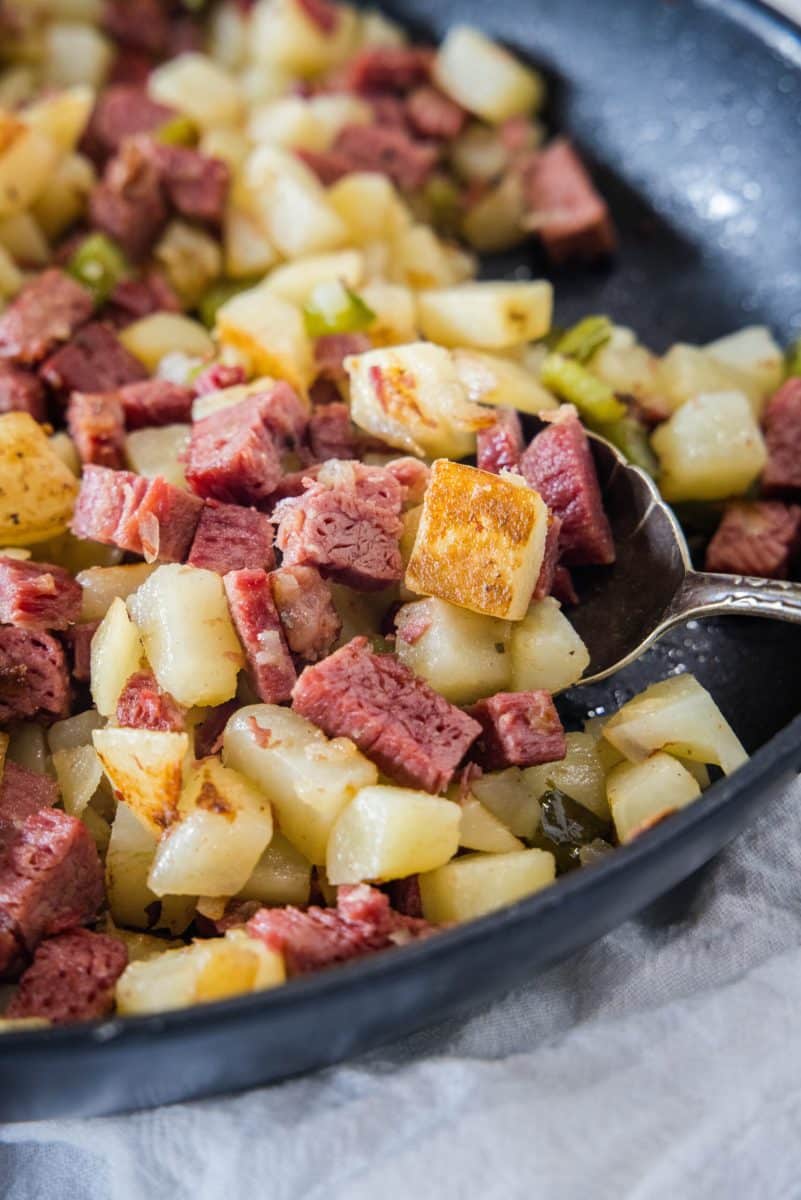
[2,0,801,1120]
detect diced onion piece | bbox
[433,26,544,124]
[419,849,555,923]
[77,562,157,622]
[705,325,784,402]
[94,727,189,835]
[395,597,511,704]
[244,145,348,259]
[120,314,214,375]
[148,758,273,898]
[52,744,102,817]
[602,673,748,776]
[43,22,112,89]
[223,704,377,865]
[590,326,661,402]
[7,724,49,776]
[47,708,104,753]
[149,53,243,130]
[238,832,312,908]
[106,801,195,933]
[509,598,590,694]
[215,282,314,393]
[452,348,558,415]
[90,596,144,718]
[607,752,701,844]
[417,282,552,350]
[471,768,542,839]
[124,424,190,490]
[457,792,524,853]
[524,731,609,820]
[266,250,364,306]
[327,785,461,885]
[651,390,767,502]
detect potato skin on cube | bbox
[405,459,549,620]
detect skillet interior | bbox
[2,0,801,1120]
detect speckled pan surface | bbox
[2,0,801,1121]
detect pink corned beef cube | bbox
[223,569,297,704]
[469,690,566,771]
[187,502,275,574]
[705,500,801,579]
[6,928,127,1023]
[0,557,82,631]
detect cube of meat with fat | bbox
[89,138,168,261]
[187,502,275,574]
[104,273,182,329]
[116,669,185,732]
[275,460,404,590]
[223,569,297,704]
[41,322,148,395]
[0,270,93,365]
[118,379,193,429]
[0,363,46,421]
[184,395,284,506]
[469,691,566,770]
[522,138,617,264]
[71,466,203,562]
[141,140,230,225]
[82,84,175,159]
[270,564,341,662]
[332,124,439,193]
[0,627,69,722]
[0,808,104,978]
[520,408,615,566]
[247,883,434,977]
[66,390,126,468]
[292,636,481,793]
[6,928,128,1024]
[476,407,524,475]
[0,556,82,631]
[762,379,801,495]
[705,500,801,579]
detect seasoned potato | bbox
[128,564,244,708]
[119,314,215,374]
[395,597,511,704]
[0,119,59,220]
[525,731,609,820]
[406,460,549,621]
[106,802,195,934]
[651,390,767,502]
[457,791,524,853]
[434,26,544,123]
[0,210,50,266]
[453,348,558,415]
[149,52,243,129]
[244,145,347,259]
[223,704,378,864]
[266,249,364,306]
[124,424,190,489]
[77,562,157,622]
[94,727,189,834]
[89,596,144,717]
[509,598,590,693]
[471,767,541,839]
[251,0,358,75]
[419,849,555,923]
[347,342,491,459]
[328,173,411,246]
[148,758,274,898]
[238,832,312,908]
[23,83,93,151]
[417,282,552,350]
[326,785,461,884]
[52,744,103,816]
[705,326,784,400]
[116,928,284,1015]
[607,752,701,844]
[0,413,79,545]
[359,281,418,346]
[656,344,761,413]
[215,283,315,393]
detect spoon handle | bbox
[669,571,801,624]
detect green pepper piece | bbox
[198,278,259,329]
[593,414,659,477]
[554,314,613,364]
[303,280,376,339]
[529,786,612,874]
[65,233,129,306]
[786,335,801,379]
[155,113,197,147]
[540,352,627,423]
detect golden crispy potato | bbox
[0,412,79,545]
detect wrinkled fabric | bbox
[2,774,801,1199]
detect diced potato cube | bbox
[347,342,491,459]
[223,704,378,864]
[524,731,609,820]
[434,26,544,123]
[590,326,661,403]
[266,250,364,306]
[106,801,195,933]
[0,413,79,545]
[509,598,590,693]
[124,424,189,489]
[31,151,95,240]
[208,0,249,70]
[328,172,411,245]
[656,344,762,413]
[149,53,243,129]
[155,220,222,308]
[462,171,527,253]
[116,928,284,1015]
[52,744,103,816]
[327,785,460,885]
[248,96,327,151]
[215,283,314,393]
[93,727,189,834]
[705,325,784,403]
[359,282,418,346]
[77,562,157,622]
[43,22,111,88]
[251,0,359,76]
[47,707,104,753]
[244,145,348,259]
[471,767,541,838]
[238,831,312,908]
[417,282,552,350]
[89,596,144,717]
[602,673,748,776]
[419,849,555,923]
[224,207,278,279]
[406,460,549,621]
[24,84,93,151]
[358,8,407,48]
[0,210,50,266]
[128,564,244,707]
[148,758,274,898]
[395,597,511,704]
[0,246,21,301]
[453,348,558,415]
[449,122,510,184]
[389,224,467,290]
[607,752,701,843]
[120,313,214,375]
[457,791,524,853]
[651,390,767,502]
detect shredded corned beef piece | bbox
[193,700,239,759]
[476,407,524,475]
[187,502,275,574]
[297,0,340,34]
[141,140,230,226]
[307,402,357,462]
[705,500,801,579]
[405,85,467,140]
[385,876,424,920]
[762,378,801,496]
[247,883,435,976]
[0,628,69,723]
[0,762,58,829]
[101,0,169,55]
[117,379,193,429]
[344,46,434,95]
[0,557,82,632]
[40,322,147,395]
[270,564,341,662]
[71,465,202,562]
[116,669,185,732]
[185,396,284,506]
[333,124,439,192]
[224,569,297,704]
[295,146,354,187]
[522,138,617,264]
[469,691,567,771]
[6,928,128,1023]
[104,273,181,329]
[66,390,126,468]
[551,565,579,607]
[89,138,168,261]
[292,636,481,793]
[314,332,372,384]
[0,270,93,366]
[0,363,46,421]
[82,84,175,160]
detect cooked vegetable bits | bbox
[405,460,549,620]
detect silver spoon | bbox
[565,433,801,685]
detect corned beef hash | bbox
[0,0,794,1027]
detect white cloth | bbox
[3,776,801,1200]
